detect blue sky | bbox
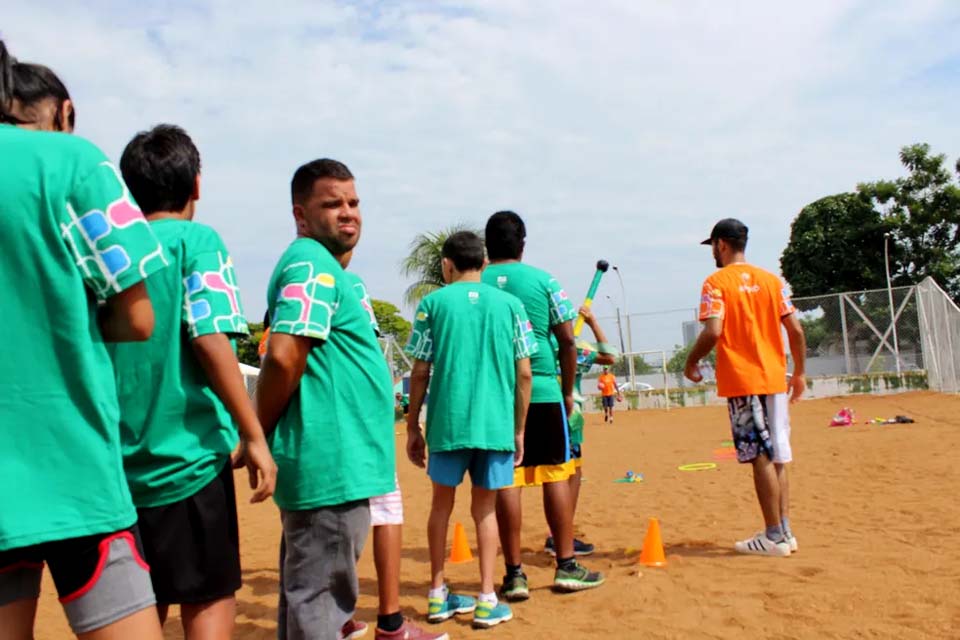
[5,0,959,350]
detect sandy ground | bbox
[34,391,960,639]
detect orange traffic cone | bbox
[448,522,473,563]
[639,517,667,567]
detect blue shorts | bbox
[428,449,515,490]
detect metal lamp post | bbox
[884,232,902,375]
[612,266,636,389]
[606,295,626,355]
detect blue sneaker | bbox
[473,600,513,628]
[427,591,476,623]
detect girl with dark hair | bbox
[0,40,166,640]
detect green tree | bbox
[666,343,715,384]
[610,354,654,376]
[236,321,265,368]
[372,299,411,345]
[780,193,892,299]
[857,143,960,300]
[400,224,481,306]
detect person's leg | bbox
[281,502,371,640]
[0,555,42,640]
[156,604,169,625]
[542,479,575,560]
[181,597,236,640]
[776,464,789,523]
[751,454,782,529]
[767,394,795,548]
[373,524,402,616]
[369,475,405,633]
[495,487,523,567]
[569,465,582,520]
[471,485,498,596]
[0,598,38,640]
[78,606,163,640]
[427,484,456,590]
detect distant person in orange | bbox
[596,368,621,424]
[257,312,270,364]
[684,218,806,558]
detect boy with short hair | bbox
[405,231,535,629]
[112,124,277,638]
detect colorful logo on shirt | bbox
[274,261,336,337]
[514,317,537,358]
[184,253,247,337]
[549,288,575,323]
[62,162,167,298]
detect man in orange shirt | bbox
[684,218,806,558]
[596,368,621,424]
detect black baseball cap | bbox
[701,218,748,245]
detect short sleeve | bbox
[546,277,577,326]
[350,277,381,336]
[62,161,169,300]
[183,234,249,339]
[404,302,433,362]
[270,260,340,341]
[512,303,538,360]
[779,282,797,317]
[699,278,724,321]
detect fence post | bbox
[839,293,852,375]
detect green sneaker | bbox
[499,573,529,602]
[473,600,513,628]
[427,591,476,623]
[553,561,604,592]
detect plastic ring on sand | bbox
[678,462,718,472]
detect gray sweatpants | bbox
[278,499,371,640]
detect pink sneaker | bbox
[829,407,854,427]
[340,619,369,640]
[375,621,450,640]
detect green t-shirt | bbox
[109,220,248,508]
[0,126,169,551]
[405,281,537,452]
[482,262,577,403]
[266,238,395,510]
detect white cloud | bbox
[4,0,959,349]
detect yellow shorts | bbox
[511,460,576,488]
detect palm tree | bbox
[400,223,481,306]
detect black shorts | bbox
[518,402,570,468]
[602,395,615,408]
[136,461,241,605]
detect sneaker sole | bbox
[473,611,514,629]
[545,547,595,557]
[734,544,790,557]
[552,577,605,592]
[427,605,476,623]
[500,589,529,602]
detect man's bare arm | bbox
[256,332,311,439]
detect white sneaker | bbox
[734,532,790,557]
[787,535,798,553]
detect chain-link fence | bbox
[917,277,960,393]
